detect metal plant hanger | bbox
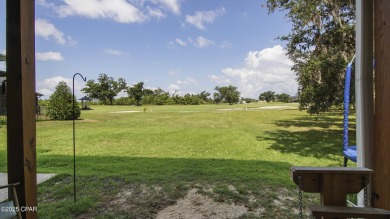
[72,73,87,203]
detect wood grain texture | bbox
[6,0,37,218]
[291,167,373,174]
[374,0,390,211]
[320,174,347,206]
[291,167,372,194]
[290,167,377,219]
[308,206,390,219]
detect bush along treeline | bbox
[113,89,213,105]
[80,73,241,106]
[259,91,297,103]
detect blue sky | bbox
[0,0,297,99]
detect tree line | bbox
[78,73,294,106]
[41,75,295,120]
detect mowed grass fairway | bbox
[0,103,355,218]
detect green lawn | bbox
[0,103,355,218]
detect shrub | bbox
[0,116,6,126]
[47,81,80,120]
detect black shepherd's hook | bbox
[72,73,86,203]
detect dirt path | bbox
[156,189,248,219]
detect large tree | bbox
[199,91,211,103]
[266,0,355,114]
[276,93,291,103]
[82,73,127,105]
[259,91,276,102]
[127,82,144,106]
[47,81,80,120]
[153,88,170,105]
[213,85,240,105]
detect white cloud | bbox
[36,0,55,8]
[210,45,297,98]
[167,84,180,94]
[208,75,231,84]
[169,77,199,95]
[38,0,182,23]
[117,90,128,98]
[244,46,292,68]
[185,7,226,30]
[56,0,145,23]
[189,36,215,48]
[196,36,215,48]
[36,0,57,10]
[186,77,198,84]
[168,38,187,48]
[35,19,77,46]
[168,69,180,76]
[36,19,65,45]
[175,38,187,46]
[104,49,125,56]
[152,0,181,15]
[37,76,86,98]
[36,52,64,61]
[147,6,166,19]
[144,85,157,91]
[176,77,198,85]
[66,36,78,46]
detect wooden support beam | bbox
[320,174,347,206]
[291,167,373,194]
[292,167,373,219]
[6,0,37,218]
[374,0,390,211]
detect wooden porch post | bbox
[374,0,390,211]
[6,0,37,218]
